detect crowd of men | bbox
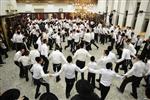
[0,15,150,100]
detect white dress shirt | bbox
[88,61,98,73]
[18,56,31,66]
[117,48,131,63]
[30,63,49,79]
[73,48,91,62]
[90,68,121,86]
[49,50,67,64]
[51,63,87,79]
[97,56,112,68]
[74,33,80,43]
[14,51,22,61]
[29,49,40,64]
[108,52,117,62]
[125,60,147,77]
[146,60,150,76]
[128,43,136,56]
[36,37,42,51]
[14,34,24,43]
[84,32,91,43]
[40,43,49,58]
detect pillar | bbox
[112,0,119,25]
[118,0,127,27]
[145,19,150,39]
[126,0,137,27]
[134,0,149,34]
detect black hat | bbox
[76,80,94,95]
[39,92,58,100]
[1,89,20,100]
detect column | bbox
[134,0,149,34]
[145,19,150,39]
[126,0,137,27]
[106,0,114,25]
[118,0,127,27]
[112,0,119,25]
[97,0,106,13]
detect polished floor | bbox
[0,42,147,100]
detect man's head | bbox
[67,56,72,63]
[106,62,113,70]
[35,57,43,64]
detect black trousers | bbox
[15,43,23,51]
[91,40,98,49]
[14,61,24,78]
[65,78,75,98]
[100,34,105,45]
[111,38,115,48]
[41,55,49,73]
[65,40,72,50]
[53,63,62,81]
[75,60,85,80]
[33,78,50,97]
[135,46,140,54]
[23,65,30,81]
[100,83,110,100]
[88,72,96,87]
[0,53,3,64]
[94,33,98,43]
[85,41,91,51]
[119,76,142,98]
[115,59,131,73]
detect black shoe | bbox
[130,92,137,99]
[116,87,123,93]
[56,78,61,82]
[0,62,6,64]
[66,93,70,99]
[35,93,41,99]
[96,79,100,82]
[97,47,99,49]
[96,86,100,91]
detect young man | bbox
[29,44,40,65]
[18,51,31,81]
[14,47,25,78]
[40,39,49,73]
[30,57,50,99]
[73,43,91,80]
[90,62,121,100]
[87,56,97,88]
[117,55,147,99]
[51,56,87,99]
[49,46,67,82]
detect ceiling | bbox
[16,0,98,4]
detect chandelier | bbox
[72,0,95,19]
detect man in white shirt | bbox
[87,56,97,88]
[40,39,49,73]
[14,47,25,78]
[135,35,143,55]
[90,62,121,100]
[83,29,92,51]
[90,29,99,49]
[50,56,87,99]
[18,51,31,81]
[117,55,147,99]
[73,43,91,80]
[12,30,24,51]
[115,46,132,73]
[29,44,40,65]
[30,57,50,99]
[49,47,67,82]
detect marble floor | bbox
[0,42,147,100]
